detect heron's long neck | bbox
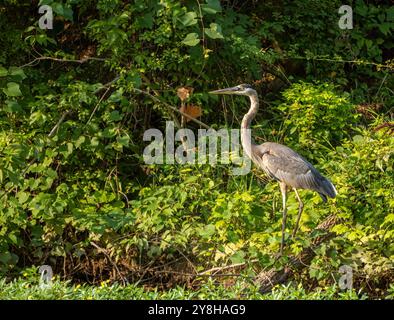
[241,93,259,159]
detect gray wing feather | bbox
[252,142,337,199]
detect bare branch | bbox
[48,111,71,138]
[19,56,107,68]
[90,241,128,285]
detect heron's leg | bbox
[279,182,288,256]
[292,188,304,238]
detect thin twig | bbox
[48,111,71,137]
[286,55,394,70]
[19,56,106,68]
[86,86,111,125]
[198,259,258,276]
[90,241,128,285]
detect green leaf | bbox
[0,252,12,264]
[109,111,123,122]
[201,0,222,14]
[199,224,215,238]
[75,135,86,148]
[5,100,22,113]
[352,135,364,144]
[0,66,7,77]
[117,135,130,147]
[178,12,198,26]
[91,137,100,147]
[8,67,27,80]
[18,192,30,204]
[378,23,391,35]
[230,250,245,264]
[204,23,224,39]
[126,72,141,88]
[182,33,200,46]
[3,82,22,97]
[8,234,18,245]
[387,6,394,21]
[52,2,73,21]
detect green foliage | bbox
[0,0,393,299]
[278,82,358,155]
[0,274,366,300]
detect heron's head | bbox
[209,84,256,96]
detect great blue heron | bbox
[210,84,337,255]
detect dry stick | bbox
[142,269,245,279]
[198,259,258,276]
[86,86,111,125]
[176,248,198,275]
[19,56,106,68]
[255,214,339,294]
[48,111,71,137]
[90,241,128,285]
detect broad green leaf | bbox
[109,110,122,122]
[178,12,198,26]
[0,66,7,77]
[18,192,30,204]
[117,135,130,147]
[201,0,222,14]
[9,234,18,244]
[182,33,200,46]
[199,224,215,238]
[204,23,224,39]
[5,100,22,113]
[352,135,364,144]
[3,82,22,96]
[75,135,86,148]
[9,67,27,80]
[230,250,245,264]
[52,2,74,21]
[378,23,391,35]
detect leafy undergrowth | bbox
[0,276,370,300]
[0,0,393,299]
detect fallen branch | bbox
[255,214,339,294]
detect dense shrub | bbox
[0,0,393,298]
